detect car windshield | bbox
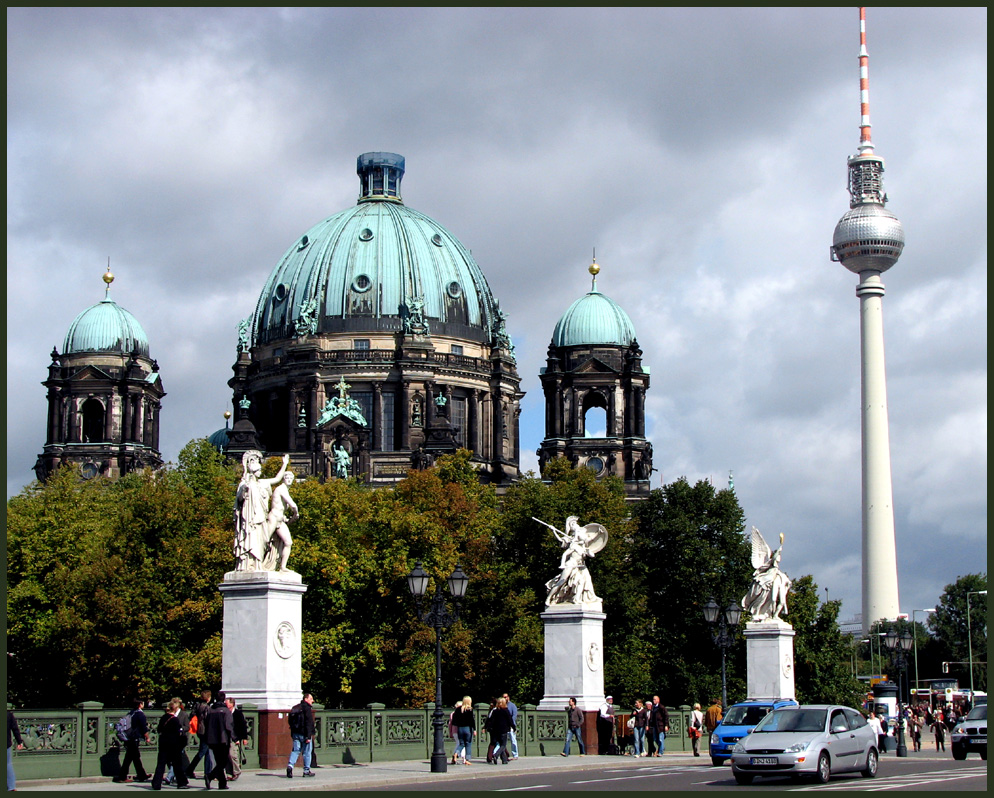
[965,706,987,721]
[754,708,827,733]
[723,706,772,726]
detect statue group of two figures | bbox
[233,451,298,573]
[537,515,791,621]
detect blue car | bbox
[710,698,799,766]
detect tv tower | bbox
[830,8,905,634]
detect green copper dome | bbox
[63,291,151,356]
[551,279,637,347]
[252,152,503,346]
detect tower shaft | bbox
[857,273,900,629]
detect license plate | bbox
[969,738,986,744]
[750,756,778,765]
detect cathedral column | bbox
[469,389,480,454]
[104,394,115,442]
[373,384,383,452]
[400,381,411,450]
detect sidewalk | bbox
[18,752,695,792]
[16,748,952,792]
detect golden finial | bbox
[224,410,232,420]
[103,258,115,298]
[588,247,600,276]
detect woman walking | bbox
[487,697,515,765]
[451,697,477,765]
[689,703,705,757]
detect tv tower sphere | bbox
[832,201,904,274]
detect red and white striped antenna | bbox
[857,7,874,156]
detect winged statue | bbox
[534,516,609,606]
[741,527,792,621]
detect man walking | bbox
[502,693,519,760]
[186,689,214,780]
[225,696,248,781]
[704,698,722,737]
[561,697,586,757]
[151,698,190,790]
[650,696,669,756]
[114,699,151,783]
[597,696,615,754]
[205,691,233,790]
[286,693,316,778]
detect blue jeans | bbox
[657,731,666,754]
[508,728,518,758]
[563,727,585,756]
[288,734,312,770]
[454,726,473,760]
[7,745,16,792]
[633,727,645,756]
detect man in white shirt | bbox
[597,696,615,754]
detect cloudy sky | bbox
[7,8,987,626]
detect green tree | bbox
[930,573,988,693]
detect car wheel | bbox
[815,752,831,784]
[980,748,987,761]
[710,756,723,767]
[861,748,878,778]
[952,745,967,761]
[733,772,754,785]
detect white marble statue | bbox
[535,516,609,606]
[741,527,792,621]
[261,472,299,571]
[234,451,291,572]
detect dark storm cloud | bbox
[7,7,987,625]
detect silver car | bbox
[950,705,987,760]
[730,705,878,784]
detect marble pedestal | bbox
[219,570,308,709]
[536,602,606,712]
[744,619,795,701]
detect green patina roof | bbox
[551,282,637,347]
[252,152,502,346]
[63,295,150,356]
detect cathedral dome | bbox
[251,152,502,346]
[551,283,636,348]
[63,280,151,357]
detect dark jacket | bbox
[651,704,669,733]
[176,709,190,745]
[193,701,211,738]
[486,707,515,736]
[292,701,315,739]
[7,711,24,750]
[130,708,150,741]
[232,708,248,741]
[205,702,234,746]
[451,707,475,730]
[567,705,584,730]
[157,713,185,752]
[634,707,649,729]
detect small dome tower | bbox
[35,266,165,481]
[538,258,652,496]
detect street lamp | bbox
[883,629,913,757]
[704,598,742,711]
[967,590,988,703]
[912,608,936,708]
[407,561,469,773]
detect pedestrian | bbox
[704,698,722,737]
[205,691,233,790]
[484,699,498,763]
[629,699,646,758]
[597,695,615,754]
[650,696,669,756]
[186,689,214,780]
[932,712,946,752]
[286,693,316,778]
[487,697,515,765]
[451,696,477,765]
[909,710,922,752]
[689,702,705,757]
[7,709,25,792]
[225,697,248,781]
[645,697,657,756]
[502,693,519,760]
[561,697,586,757]
[151,699,190,790]
[114,699,151,783]
[866,711,884,754]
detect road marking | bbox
[571,773,668,784]
[495,785,552,791]
[790,766,987,791]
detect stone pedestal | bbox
[536,602,606,712]
[744,619,795,701]
[219,570,308,709]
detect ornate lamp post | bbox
[967,590,987,704]
[407,561,469,773]
[912,608,936,708]
[704,598,742,711]
[884,629,913,757]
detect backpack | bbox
[114,711,133,743]
[288,703,305,734]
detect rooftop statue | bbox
[317,376,368,427]
[234,451,294,572]
[535,515,609,606]
[237,318,251,352]
[741,527,792,621]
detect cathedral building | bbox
[538,260,652,496]
[226,152,524,485]
[35,269,165,481]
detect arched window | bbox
[81,398,104,443]
[582,392,608,438]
